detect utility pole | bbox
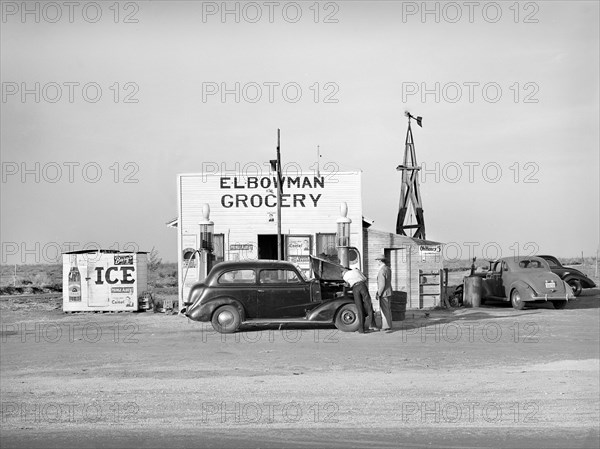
[276,129,283,260]
[269,129,284,260]
[316,145,321,177]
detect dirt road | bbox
[1,292,599,448]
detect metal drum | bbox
[390,291,407,321]
[463,276,483,308]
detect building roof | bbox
[410,237,444,246]
[365,227,444,246]
[63,250,148,254]
[167,215,377,230]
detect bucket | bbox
[463,276,483,308]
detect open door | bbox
[389,249,409,318]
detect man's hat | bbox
[375,255,388,262]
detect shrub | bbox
[30,273,52,287]
[148,247,163,272]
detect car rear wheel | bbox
[567,279,582,297]
[511,290,526,310]
[211,305,241,333]
[553,300,568,310]
[335,304,360,332]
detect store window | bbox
[213,234,225,263]
[316,233,338,262]
[286,235,312,278]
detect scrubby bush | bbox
[30,272,52,287]
[148,247,163,272]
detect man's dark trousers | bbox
[352,281,374,332]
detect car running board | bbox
[242,318,331,326]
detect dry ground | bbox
[1,291,599,448]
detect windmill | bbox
[396,111,426,239]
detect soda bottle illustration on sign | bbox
[68,255,81,302]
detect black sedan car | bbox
[182,260,360,333]
[537,255,596,296]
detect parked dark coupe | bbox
[182,259,359,333]
[537,255,596,296]
[478,256,575,309]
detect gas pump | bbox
[181,204,214,304]
[336,202,352,267]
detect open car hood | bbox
[310,256,346,281]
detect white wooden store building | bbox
[175,170,444,311]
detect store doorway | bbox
[258,234,279,260]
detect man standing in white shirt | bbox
[342,267,378,333]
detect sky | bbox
[1,0,599,265]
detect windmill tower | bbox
[396,112,426,239]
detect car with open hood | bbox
[182,258,359,333]
[479,256,576,309]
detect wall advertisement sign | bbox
[219,175,325,209]
[62,251,147,312]
[418,244,442,262]
[419,245,441,253]
[286,235,312,276]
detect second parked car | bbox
[537,255,596,296]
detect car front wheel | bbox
[511,290,526,310]
[553,300,568,310]
[211,305,241,333]
[567,279,582,297]
[335,304,360,332]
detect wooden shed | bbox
[363,227,444,315]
